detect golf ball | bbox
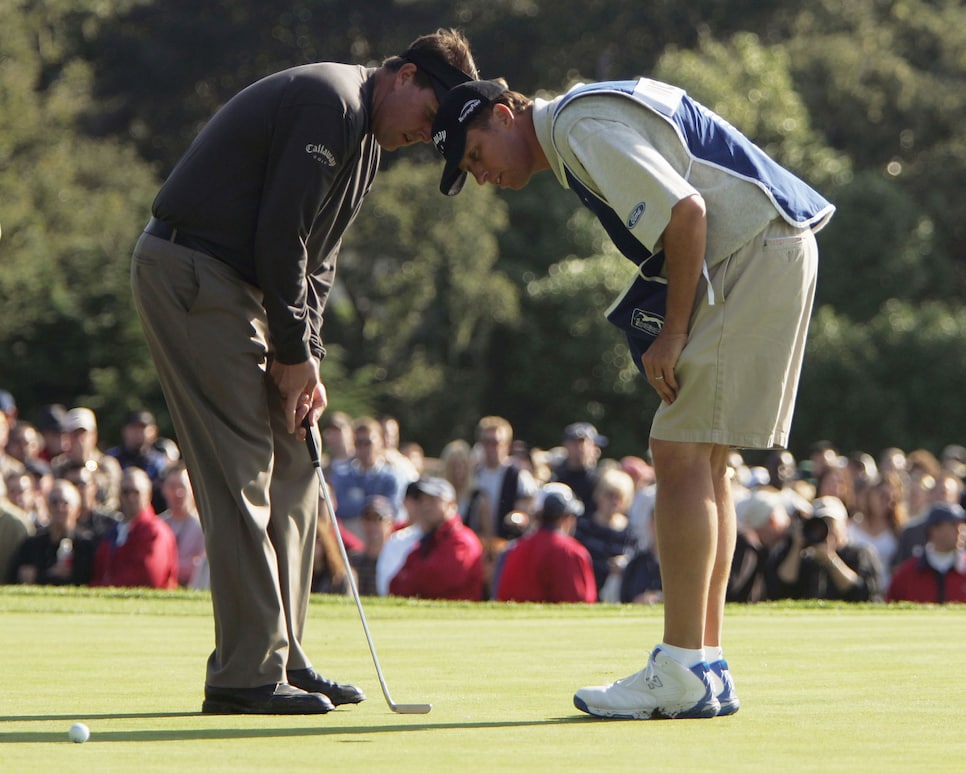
[68,722,90,743]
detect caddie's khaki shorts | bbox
[649,217,818,449]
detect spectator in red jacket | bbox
[495,483,597,604]
[389,477,483,601]
[91,467,178,589]
[887,503,966,603]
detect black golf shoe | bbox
[287,667,366,706]
[202,682,334,714]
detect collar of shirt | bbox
[531,95,570,188]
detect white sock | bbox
[658,643,705,667]
[704,645,723,663]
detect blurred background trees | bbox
[2,0,963,458]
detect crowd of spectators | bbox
[2,387,964,605]
[0,393,202,590]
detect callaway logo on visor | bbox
[432,129,447,154]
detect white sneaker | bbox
[573,647,720,720]
[708,659,740,716]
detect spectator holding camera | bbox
[765,496,882,602]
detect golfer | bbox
[432,77,833,719]
[132,30,478,715]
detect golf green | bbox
[2,587,964,771]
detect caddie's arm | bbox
[641,193,707,403]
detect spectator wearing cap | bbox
[36,404,70,463]
[894,470,964,569]
[389,478,484,601]
[494,483,596,604]
[106,410,170,484]
[106,409,173,513]
[765,495,883,602]
[348,495,395,596]
[887,503,966,603]
[552,423,607,520]
[51,407,123,510]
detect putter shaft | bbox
[304,419,432,714]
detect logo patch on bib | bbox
[627,202,646,228]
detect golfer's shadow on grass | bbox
[0,714,588,743]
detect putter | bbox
[303,418,432,714]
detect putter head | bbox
[392,703,432,714]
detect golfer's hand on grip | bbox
[269,356,327,437]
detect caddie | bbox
[431,76,834,720]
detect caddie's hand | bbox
[269,357,327,435]
[641,332,688,404]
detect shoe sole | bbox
[331,695,365,706]
[289,692,364,707]
[573,695,719,720]
[201,699,332,715]
[716,699,740,717]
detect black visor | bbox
[401,47,474,104]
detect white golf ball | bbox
[68,722,90,743]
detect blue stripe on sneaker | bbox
[709,659,740,716]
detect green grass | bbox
[2,588,964,772]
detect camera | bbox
[798,514,829,545]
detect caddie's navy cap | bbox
[431,79,508,196]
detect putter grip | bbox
[302,417,321,466]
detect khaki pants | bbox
[650,218,819,449]
[131,232,317,688]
